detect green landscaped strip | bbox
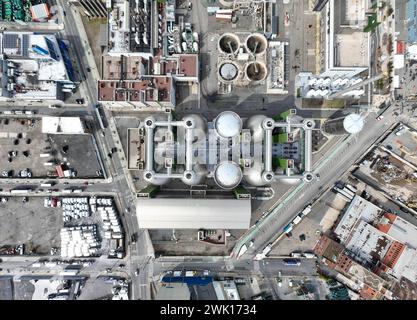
[279,110,291,120]
[272,157,279,168]
[278,158,288,169]
[364,13,380,32]
[300,130,305,170]
[234,186,247,196]
[278,133,288,143]
[273,109,291,121]
[324,99,346,109]
[139,185,160,198]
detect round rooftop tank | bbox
[219,62,239,82]
[243,163,268,187]
[343,114,364,134]
[245,33,267,55]
[214,161,243,189]
[181,169,205,186]
[218,33,240,55]
[182,114,207,132]
[245,61,267,82]
[245,115,267,141]
[214,111,242,138]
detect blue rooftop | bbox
[408,0,417,43]
[162,276,214,286]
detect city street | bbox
[232,106,398,259]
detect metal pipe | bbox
[264,129,273,172]
[154,173,183,179]
[304,128,313,172]
[185,128,193,171]
[274,174,305,179]
[154,120,185,127]
[145,127,154,171]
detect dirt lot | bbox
[0,196,62,254]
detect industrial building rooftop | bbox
[0,31,76,101]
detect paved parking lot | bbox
[270,191,347,256]
[0,117,102,179]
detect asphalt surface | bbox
[232,105,399,259]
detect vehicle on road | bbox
[131,233,138,244]
[283,258,301,266]
[262,243,273,256]
[185,270,196,277]
[376,115,384,121]
[135,269,139,276]
[290,252,302,258]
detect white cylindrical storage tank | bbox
[219,61,239,83]
[213,161,243,190]
[343,114,364,134]
[306,89,315,98]
[323,78,331,86]
[245,115,267,141]
[323,114,364,135]
[214,111,242,138]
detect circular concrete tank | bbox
[245,61,267,82]
[219,62,239,82]
[245,33,267,55]
[214,162,243,190]
[218,33,240,55]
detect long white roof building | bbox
[136,198,251,229]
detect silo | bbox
[322,114,365,135]
[213,161,243,189]
[214,111,242,138]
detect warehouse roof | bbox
[136,198,251,229]
[42,117,84,134]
